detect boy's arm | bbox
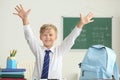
[59,12,94,56]
[23,25,41,57]
[13,4,40,57]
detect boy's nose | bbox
[46,35,50,39]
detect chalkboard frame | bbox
[63,17,112,49]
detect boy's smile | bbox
[40,28,57,49]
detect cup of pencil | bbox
[7,49,17,69]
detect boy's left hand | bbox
[77,12,94,28]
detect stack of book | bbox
[0,68,26,80]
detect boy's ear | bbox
[55,35,57,40]
[40,35,42,40]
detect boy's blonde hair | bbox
[40,24,57,34]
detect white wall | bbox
[0,0,120,80]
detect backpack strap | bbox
[113,61,119,80]
[105,47,119,80]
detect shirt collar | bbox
[43,46,55,54]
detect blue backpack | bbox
[79,45,119,80]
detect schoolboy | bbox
[13,4,94,80]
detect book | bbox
[0,78,26,80]
[0,74,24,78]
[0,68,26,72]
[0,72,24,75]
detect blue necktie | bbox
[41,50,51,79]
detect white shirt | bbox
[23,24,82,80]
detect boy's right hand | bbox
[13,4,31,25]
[77,12,94,29]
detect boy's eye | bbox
[43,34,47,36]
[49,34,53,36]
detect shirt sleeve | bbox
[23,24,40,57]
[58,26,82,56]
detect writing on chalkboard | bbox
[63,17,112,49]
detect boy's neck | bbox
[44,45,53,49]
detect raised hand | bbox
[77,12,94,28]
[13,4,31,25]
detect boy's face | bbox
[40,28,57,49]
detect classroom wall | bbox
[0,0,120,80]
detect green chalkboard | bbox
[63,17,112,49]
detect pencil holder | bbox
[6,49,17,69]
[7,56,17,69]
